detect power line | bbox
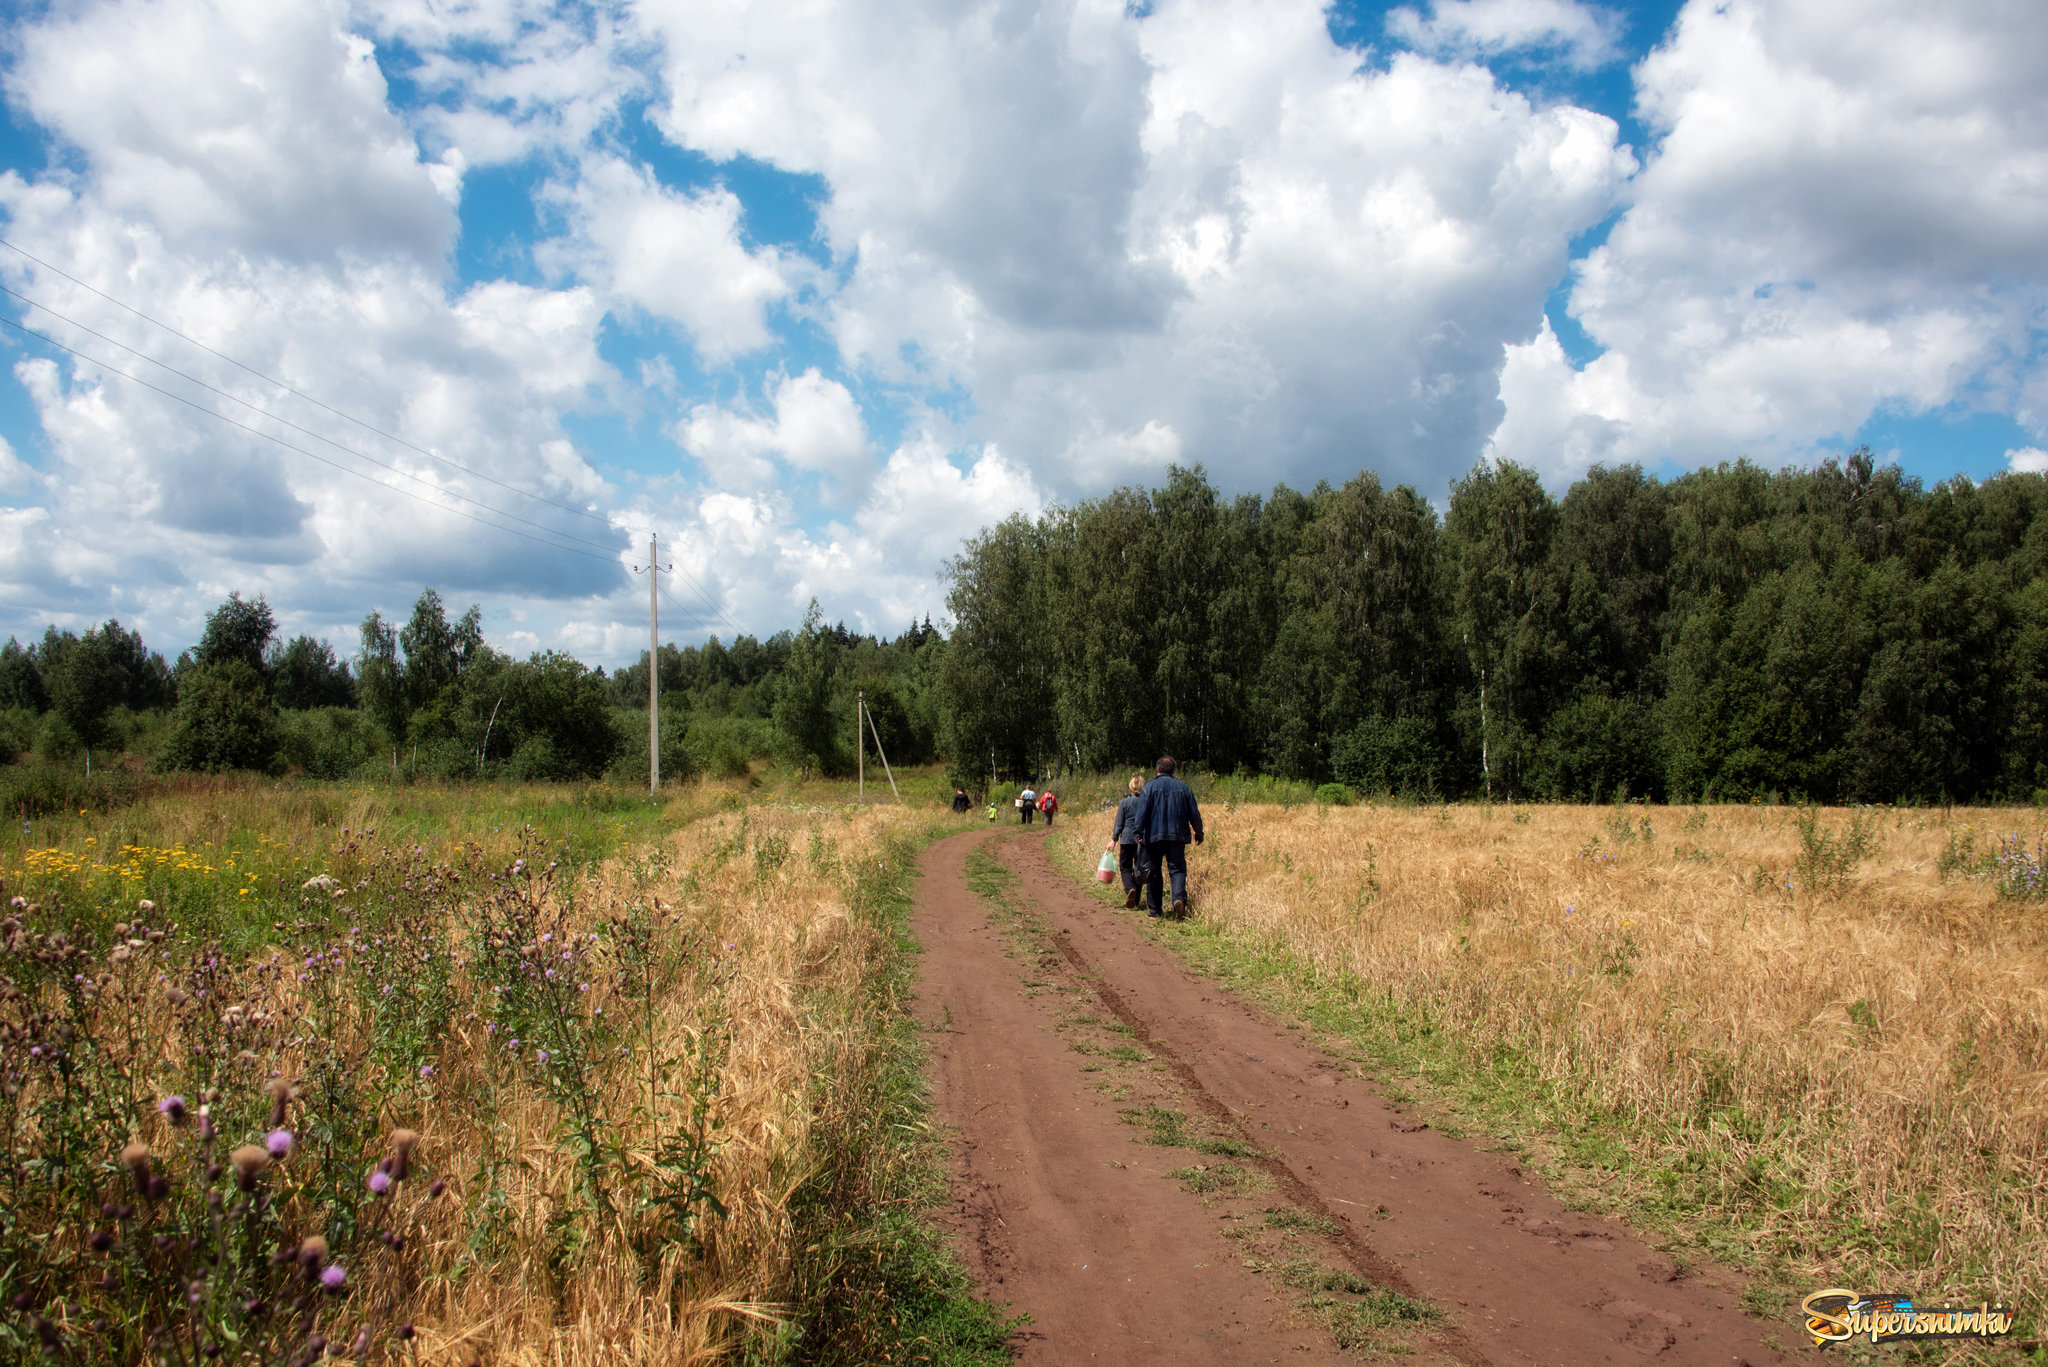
[0,241,751,633]
[0,280,628,557]
[658,559,744,635]
[0,234,621,530]
[0,315,624,566]
[658,576,748,643]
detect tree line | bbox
[0,588,944,785]
[938,454,2048,803]
[4,451,2044,802]
[0,591,619,780]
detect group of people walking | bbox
[952,756,1202,919]
[1014,784,1059,825]
[1110,757,1203,919]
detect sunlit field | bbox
[0,778,998,1365]
[1054,797,2048,1320]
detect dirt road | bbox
[912,828,1801,1366]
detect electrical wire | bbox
[0,234,621,530]
[0,315,624,565]
[0,240,752,633]
[659,577,749,643]
[0,281,629,557]
[658,557,743,636]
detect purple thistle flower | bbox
[419,1064,434,1078]
[158,1096,187,1124]
[320,1264,347,1291]
[265,1129,293,1159]
[367,1170,390,1196]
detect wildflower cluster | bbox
[1936,825,2046,901]
[0,884,445,1363]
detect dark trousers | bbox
[1042,808,1054,826]
[1020,804,1033,824]
[1118,842,1142,895]
[1138,841,1188,914]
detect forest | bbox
[940,453,2048,804]
[3,452,2045,804]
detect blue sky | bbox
[0,0,2043,663]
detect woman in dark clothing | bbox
[1108,774,1146,908]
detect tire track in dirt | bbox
[914,829,1370,1364]
[916,826,1809,1365]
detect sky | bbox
[0,0,2043,665]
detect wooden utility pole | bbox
[857,687,865,802]
[649,533,659,795]
[864,694,900,801]
[633,534,671,796]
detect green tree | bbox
[1445,460,1558,800]
[194,593,277,673]
[47,626,127,769]
[398,588,484,715]
[157,660,281,774]
[357,610,406,751]
[941,517,1054,781]
[773,600,842,777]
[0,637,46,712]
[270,635,356,709]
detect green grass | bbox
[1168,1163,1253,1195]
[746,811,1022,1365]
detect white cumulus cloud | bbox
[677,369,872,499]
[1387,0,1625,72]
[1489,0,2048,474]
[639,0,1634,498]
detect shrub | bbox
[0,762,150,819]
[156,660,282,774]
[1314,783,1354,806]
[0,707,35,765]
[277,707,388,779]
[1332,715,1446,799]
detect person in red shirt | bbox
[1037,789,1059,827]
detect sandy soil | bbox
[911,827,1801,1366]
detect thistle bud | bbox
[228,1145,269,1192]
[120,1141,151,1193]
[388,1128,419,1182]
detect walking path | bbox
[911,827,1797,1366]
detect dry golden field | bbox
[1056,800,2048,1318]
[401,802,934,1364]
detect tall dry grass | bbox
[2,797,957,1365]
[1058,801,2048,1311]
[406,803,937,1365]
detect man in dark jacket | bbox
[1130,756,1203,919]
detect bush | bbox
[0,707,35,765]
[1528,694,1661,802]
[277,707,388,779]
[156,660,282,774]
[36,711,82,765]
[686,715,776,780]
[1332,715,1447,799]
[1314,782,1353,806]
[605,702,700,788]
[0,762,150,819]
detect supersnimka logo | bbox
[1800,1289,2016,1347]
